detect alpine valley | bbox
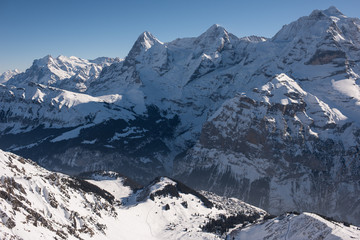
[1,6,360,238]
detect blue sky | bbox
[1,0,360,73]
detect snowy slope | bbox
[0,149,268,240]
[228,212,360,240]
[0,149,118,240]
[81,171,138,200]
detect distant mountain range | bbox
[1,6,360,226]
[0,69,20,83]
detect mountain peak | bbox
[0,69,20,76]
[323,6,344,17]
[0,69,21,83]
[137,177,214,208]
[272,7,349,41]
[124,31,163,66]
[32,55,78,69]
[135,31,162,50]
[201,24,228,37]
[309,6,345,20]
[57,55,80,62]
[270,73,307,95]
[251,73,307,103]
[33,54,54,67]
[207,24,224,31]
[141,31,154,39]
[193,24,234,52]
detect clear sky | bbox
[1,0,360,73]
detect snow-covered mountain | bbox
[0,149,268,239]
[0,69,21,83]
[6,55,121,92]
[1,6,360,225]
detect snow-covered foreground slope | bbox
[1,149,359,240]
[0,149,268,240]
[228,213,360,240]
